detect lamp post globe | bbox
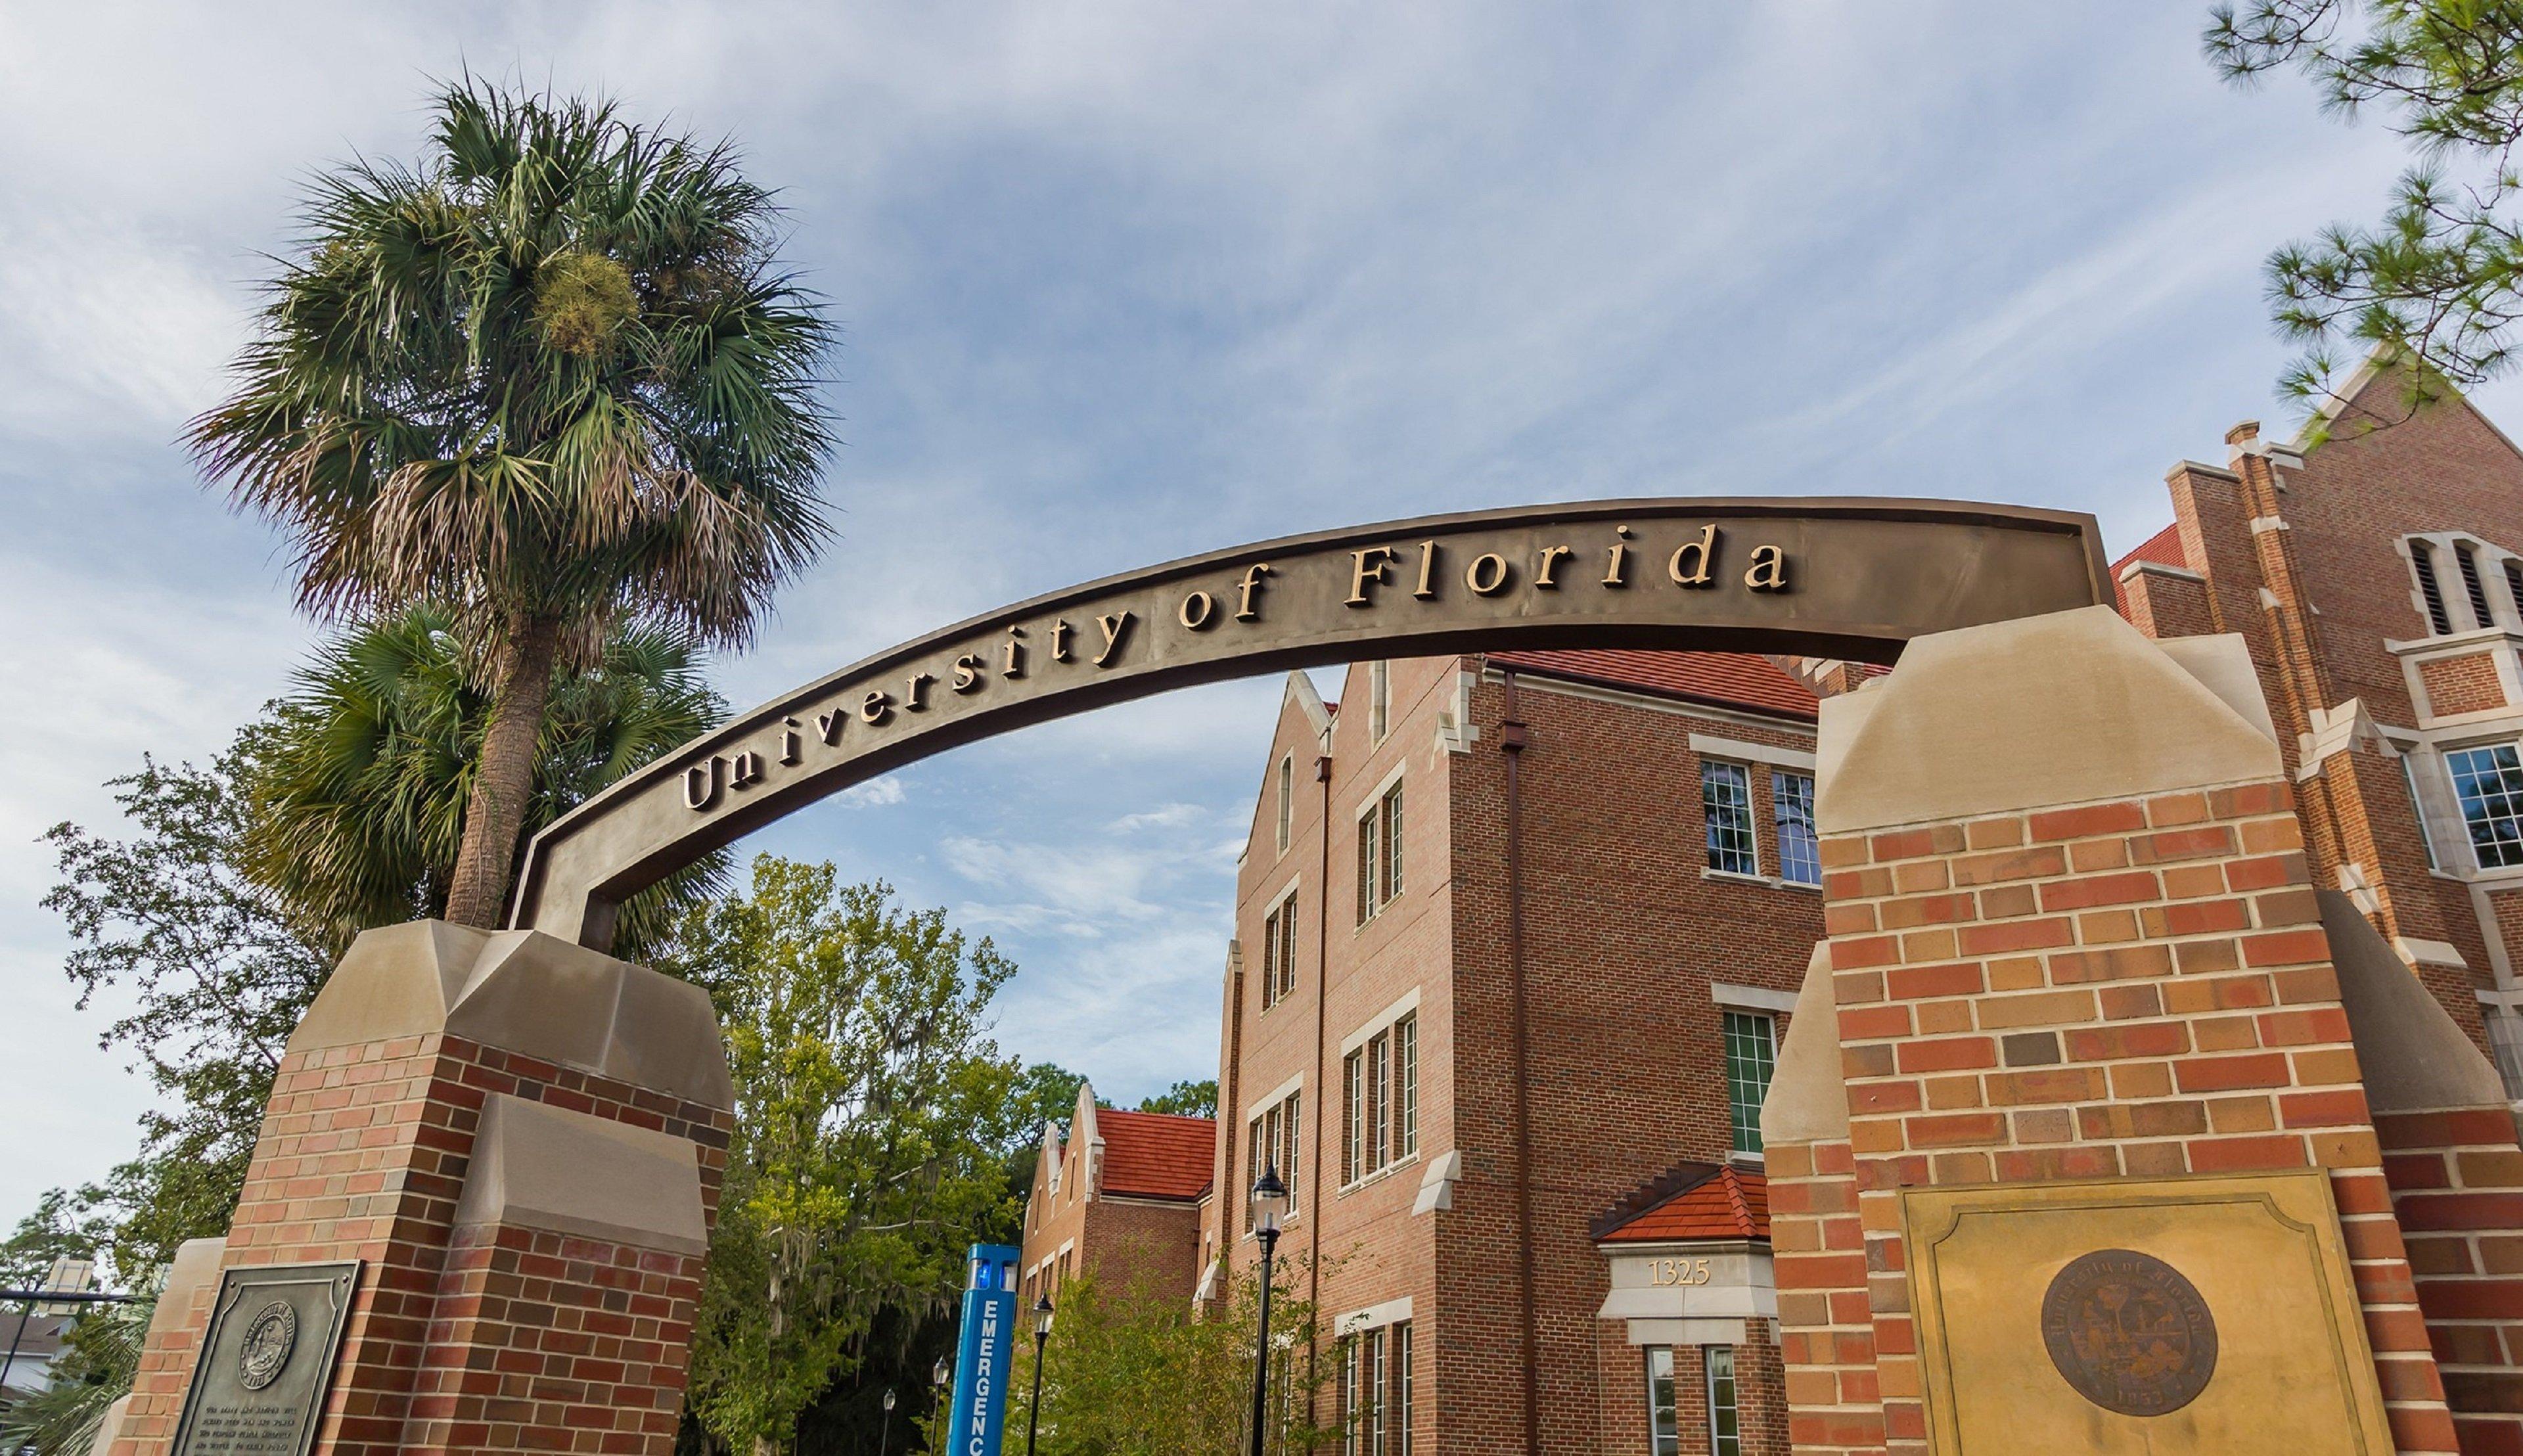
[1246,1164,1290,1456]
[1025,1293,1055,1456]
[878,1387,896,1456]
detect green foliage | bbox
[246,603,729,953]
[1015,1271,1343,1456]
[2208,1,2523,413]
[185,74,836,926]
[0,1296,152,1456]
[37,739,336,1285]
[669,859,1022,1456]
[1135,1079,1218,1120]
[185,74,835,644]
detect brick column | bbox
[1775,607,2466,1454]
[114,921,733,1456]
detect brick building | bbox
[1032,357,2523,1453]
[2114,358,2523,1095]
[1018,1081,1215,1308]
[1200,650,1827,1455]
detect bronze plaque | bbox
[2039,1248,2219,1415]
[1901,1172,2392,1454]
[169,1262,358,1456]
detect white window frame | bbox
[1276,752,1296,855]
[1339,990,1422,1191]
[1260,880,1301,1010]
[1702,760,1759,878]
[1356,763,1407,926]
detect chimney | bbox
[2225,420,2260,447]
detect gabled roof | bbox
[1488,650,1819,721]
[2109,522,2188,615]
[1096,1108,1216,1201]
[1591,1161,1768,1244]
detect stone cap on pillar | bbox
[1761,944,1850,1147]
[2317,889,2509,1112]
[288,920,736,1110]
[1817,604,2281,834]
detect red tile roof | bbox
[1097,1109,1215,1201]
[2110,523,2187,615]
[1595,1164,1768,1244]
[1487,650,1819,721]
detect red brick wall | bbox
[116,1032,729,1456]
[1212,657,1823,1453]
[404,1225,705,1454]
[2419,652,2510,718]
[2121,566,2216,640]
[2376,1106,2523,1454]
[1440,668,1815,1454]
[1766,1133,1878,1455]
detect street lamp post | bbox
[1245,1164,1289,1456]
[878,1388,896,1456]
[1024,1294,1055,1456]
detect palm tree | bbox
[189,77,834,929]
[246,604,729,956]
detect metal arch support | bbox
[509,496,2111,950]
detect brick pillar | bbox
[114,921,733,1456]
[1776,607,2461,1454]
[1763,949,1880,1456]
[2322,888,2523,1454]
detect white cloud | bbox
[835,775,908,808]
[0,0,2470,1204]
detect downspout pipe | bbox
[1501,669,1541,1454]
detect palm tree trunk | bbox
[443,613,563,928]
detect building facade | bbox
[2114,361,2523,1096]
[1200,650,1828,1455]
[1028,358,2523,1452]
[1018,1081,1215,1309]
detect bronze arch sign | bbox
[512,497,2110,950]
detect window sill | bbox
[1336,1152,1422,1198]
[1700,868,1821,893]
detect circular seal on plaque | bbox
[237,1300,299,1391]
[2039,1249,2217,1416]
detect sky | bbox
[4,1,2515,1223]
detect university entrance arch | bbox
[112,493,2523,1456]
[510,497,2108,951]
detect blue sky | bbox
[4,1,2513,1216]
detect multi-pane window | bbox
[1645,1347,1679,1456]
[1245,1089,1302,1231]
[1723,1011,1779,1156]
[1369,660,1392,744]
[1343,1322,1411,1455]
[1276,754,1295,854]
[1357,781,1404,924]
[1773,770,1819,886]
[1702,762,1757,876]
[2447,744,2523,869]
[1342,1014,1418,1185]
[1705,1346,1742,1456]
[1261,894,1300,1009]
